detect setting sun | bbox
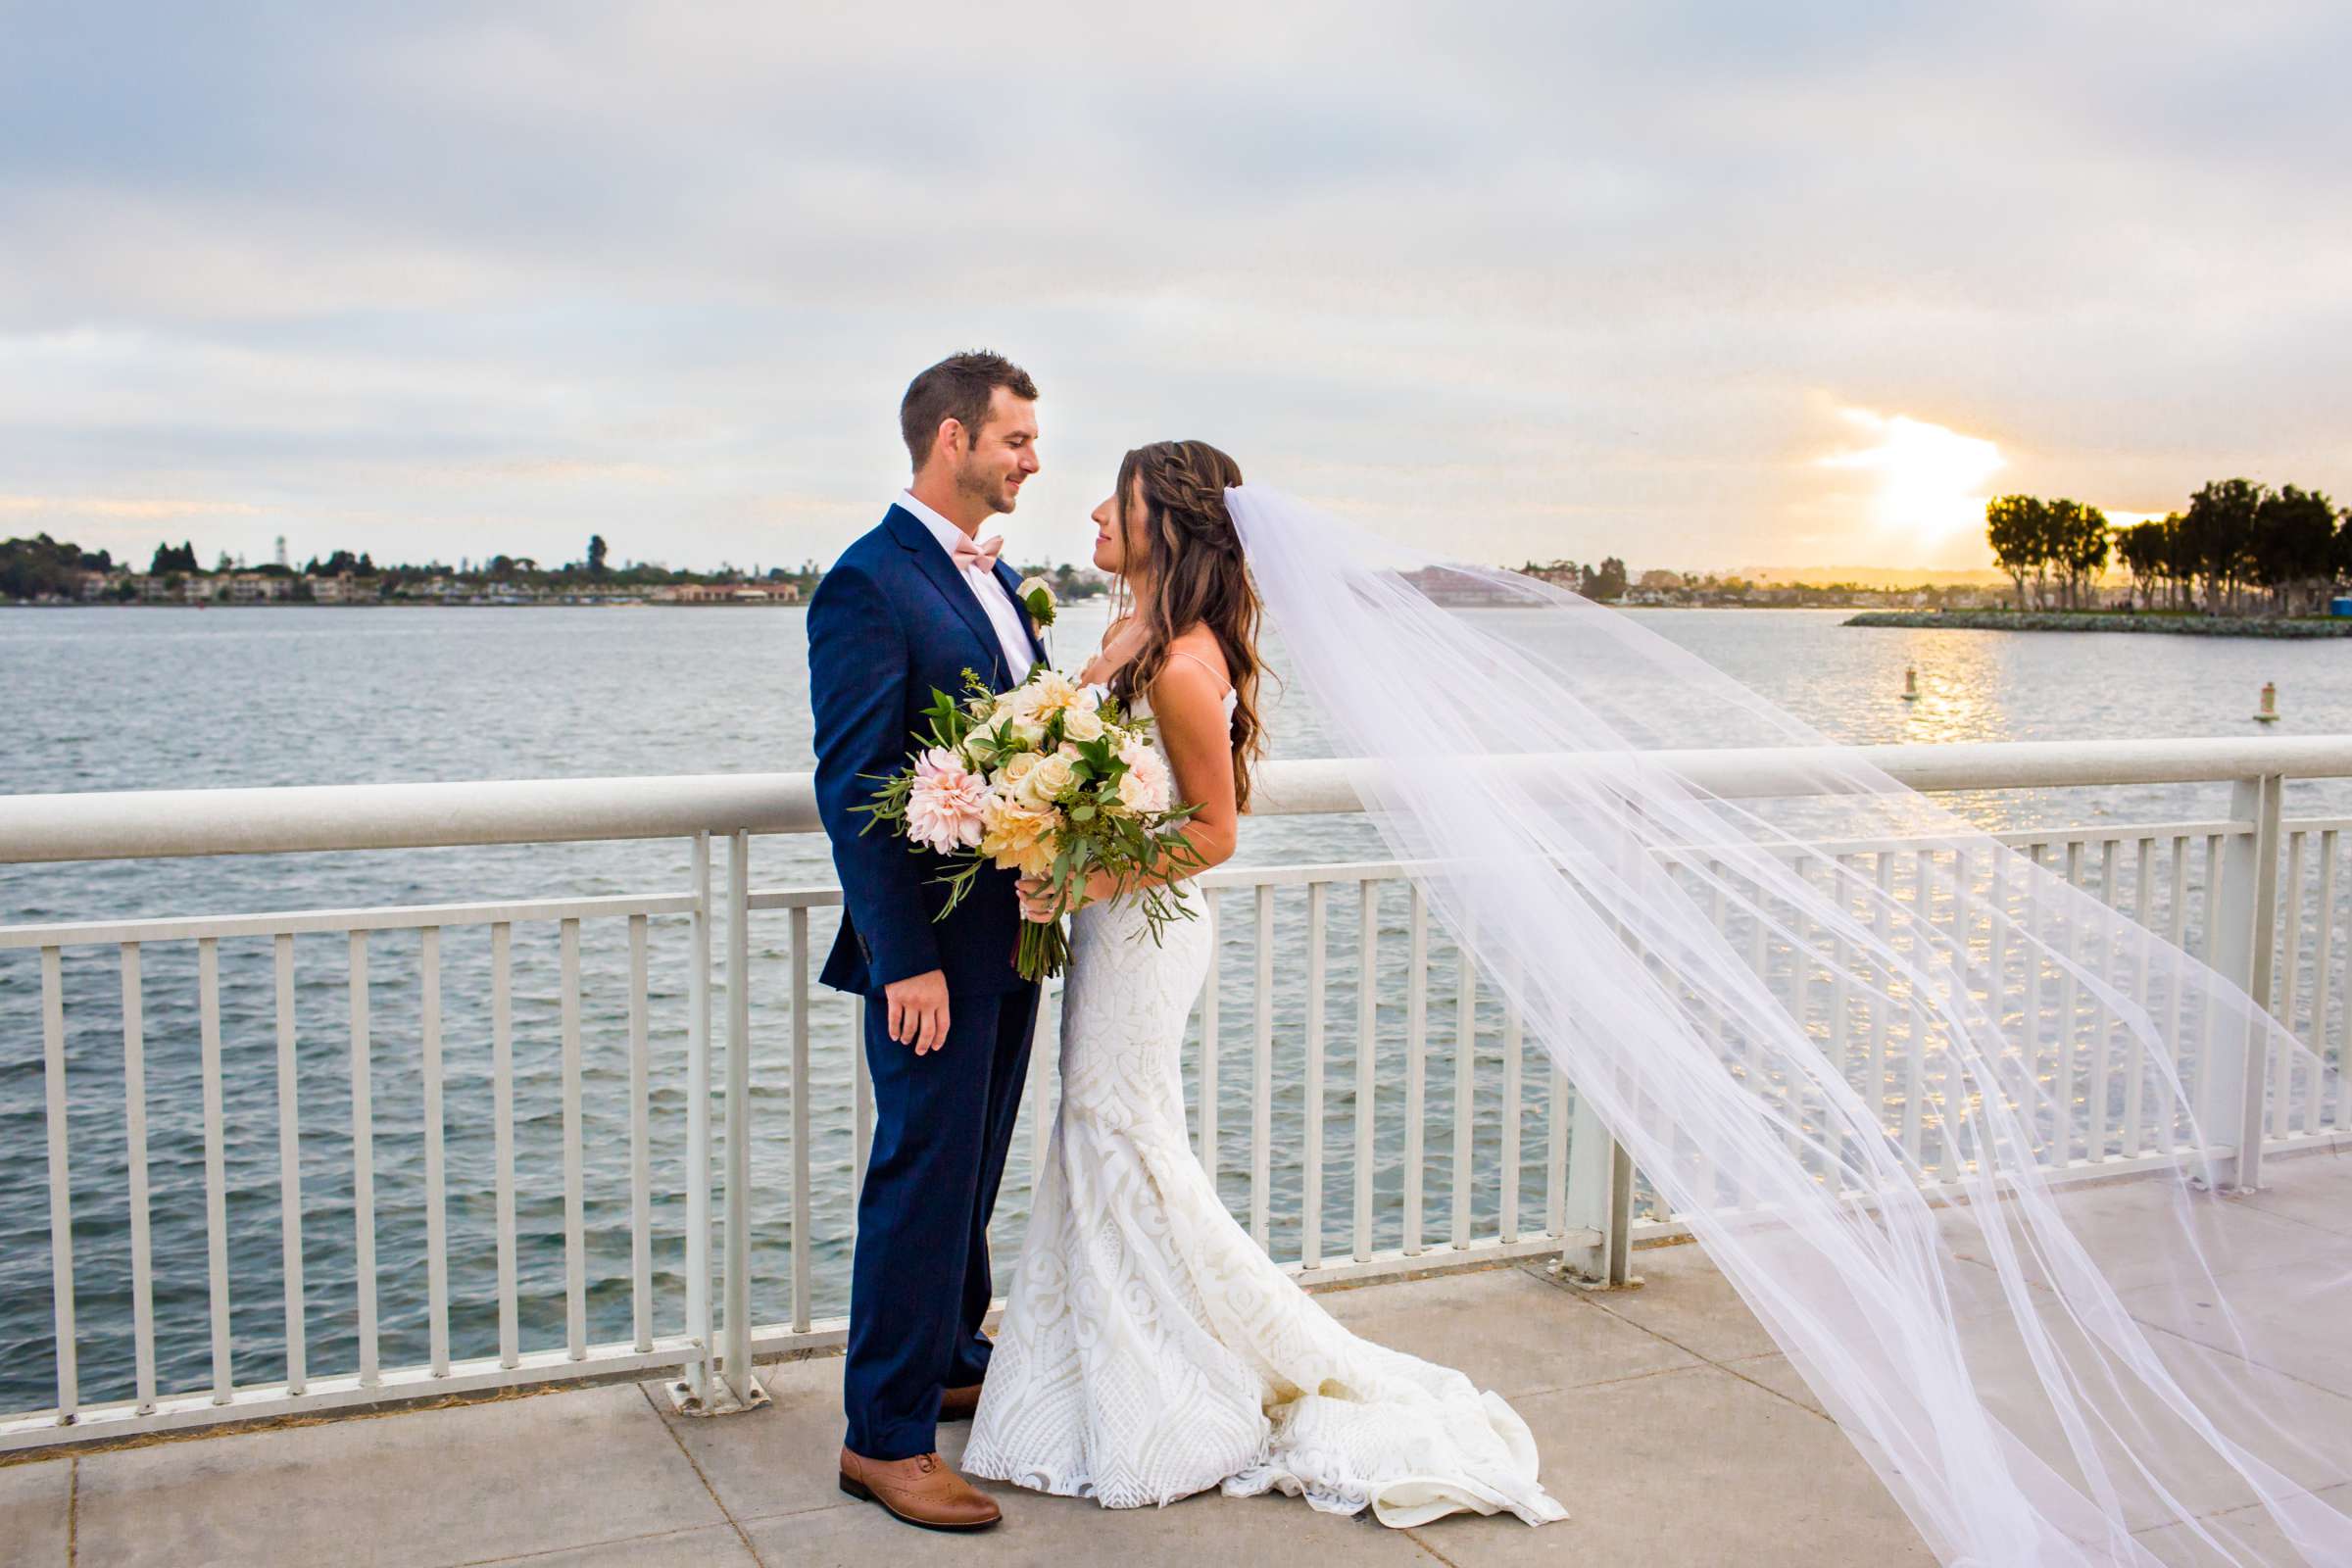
[1818,407,2007,543]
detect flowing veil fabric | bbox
[1226,485,2352,1566]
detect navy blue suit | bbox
[808,503,1049,1461]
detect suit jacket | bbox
[808,504,1049,997]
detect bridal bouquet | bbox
[851,664,1209,979]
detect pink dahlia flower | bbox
[906,747,991,854]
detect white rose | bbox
[1060,705,1105,743]
[1022,751,1080,807]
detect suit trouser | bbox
[842,981,1043,1460]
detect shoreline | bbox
[1844,609,2352,638]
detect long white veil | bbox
[1227,484,2352,1566]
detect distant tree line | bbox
[1516,555,1630,600]
[0,533,114,599]
[1987,480,2349,616]
[7,528,1117,606]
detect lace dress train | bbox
[961,865,1569,1529]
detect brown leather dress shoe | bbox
[838,1446,1001,1531]
[937,1383,983,1423]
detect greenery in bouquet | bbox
[851,664,1209,979]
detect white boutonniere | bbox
[1016,574,1057,628]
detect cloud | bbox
[0,494,266,520]
[2,1,2347,573]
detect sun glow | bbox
[1817,408,2006,543]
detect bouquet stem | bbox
[1017,918,1068,981]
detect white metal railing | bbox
[3,735,2350,1454]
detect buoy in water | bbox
[2254,680,2279,724]
[1901,664,1921,703]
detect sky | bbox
[3,1,2347,577]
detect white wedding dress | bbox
[961,689,1569,1530]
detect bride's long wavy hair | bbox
[1104,440,1267,812]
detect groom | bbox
[808,350,1048,1531]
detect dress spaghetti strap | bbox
[1162,647,1233,698]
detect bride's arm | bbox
[1097,652,1238,898]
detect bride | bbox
[959,440,1570,1529]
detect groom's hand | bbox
[885,969,951,1055]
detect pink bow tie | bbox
[951,532,1004,572]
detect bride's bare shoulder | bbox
[1162,624,1231,685]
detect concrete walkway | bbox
[5,1151,2345,1568]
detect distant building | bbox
[228,572,292,603]
[308,573,351,603]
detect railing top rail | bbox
[4,734,2351,866]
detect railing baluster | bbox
[1252,884,1273,1249]
[1500,953,1523,1245]
[1545,1063,1568,1241]
[1869,854,1893,1147]
[2169,834,2190,949]
[1303,880,1326,1269]
[2088,841,2116,1161]
[628,914,653,1354]
[1199,891,1220,1183]
[1901,854,1927,1165]
[791,904,813,1335]
[41,946,77,1422]
[1746,864,1770,1113]
[682,835,711,1402]
[2203,830,2226,963]
[1828,854,1855,1175]
[2276,831,2306,1141]
[348,930,378,1388]
[1353,879,1377,1264]
[2058,840,2084,1163]
[1788,853,1813,1164]
[1451,908,1476,1250]
[421,926,450,1376]
[492,920,518,1369]
[2308,830,2338,1137]
[2336,829,2352,1133]
[272,933,305,1396]
[2126,840,2153,1159]
[119,942,157,1414]
[1405,887,1427,1257]
[198,937,233,1402]
[561,917,586,1360]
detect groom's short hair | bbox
[901,351,1039,470]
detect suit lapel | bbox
[886,505,1008,685]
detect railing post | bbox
[720,830,764,1408]
[1557,1085,1637,1288]
[671,828,768,1415]
[2202,773,2281,1192]
[669,833,714,1410]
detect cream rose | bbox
[1022,751,1079,807]
[1059,705,1105,743]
